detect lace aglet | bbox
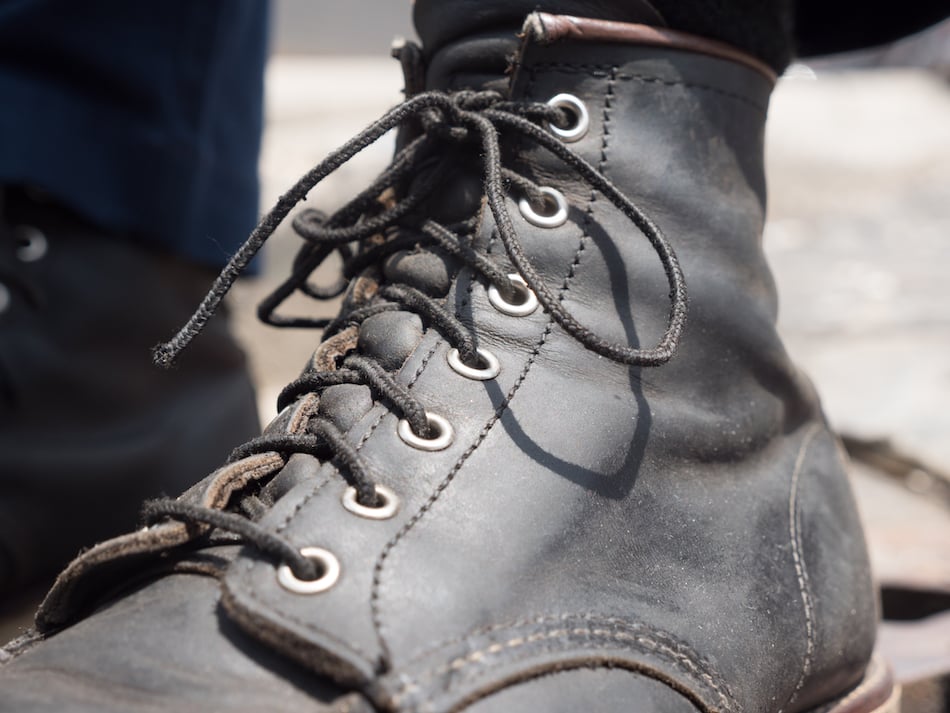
[153,325,201,369]
[151,341,180,370]
[151,294,220,369]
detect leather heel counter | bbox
[790,428,877,712]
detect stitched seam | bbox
[449,629,722,703]
[402,614,573,668]
[243,472,360,664]
[368,67,601,666]
[275,469,331,535]
[528,62,766,114]
[242,234,458,667]
[254,341,445,664]
[271,313,442,534]
[402,613,717,673]
[601,69,615,174]
[394,70,616,671]
[558,65,613,299]
[448,629,713,689]
[417,614,718,690]
[237,555,373,662]
[456,199,488,322]
[237,470,372,662]
[778,424,821,713]
[392,623,732,711]
[355,334,443,451]
[368,261,561,666]
[456,276,473,321]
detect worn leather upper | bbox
[0,15,879,713]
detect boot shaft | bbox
[410,13,809,451]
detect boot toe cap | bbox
[0,574,345,712]
[461,667,702,713]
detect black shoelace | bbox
[144,89,688,582]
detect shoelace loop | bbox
[145,88,689,582]
[152,89,687,369]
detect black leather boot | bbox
[0,188,259,599]
[0,14,896,713]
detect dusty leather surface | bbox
[0,15,878,713]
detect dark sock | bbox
[650,0,793,71]
[794,0,949,57]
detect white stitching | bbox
[778,424,821,713]
[391,623,732,712]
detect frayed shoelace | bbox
[144,89,689,582]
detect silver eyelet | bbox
[277,547,341,594]
[487,274,538,317]
[0,284,10,314]
[547,93,589,143]
[518,187,568,229]
[398,411,453,451]
[15,226,48,263]
[447,347,500,381]
[341,484,399,520]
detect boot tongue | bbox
[383,248,453,297]
[412,0,528,90]
[270,26,514,455]
[422,32,518,91]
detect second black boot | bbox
[0,11,895,713]
[0,188,260,601]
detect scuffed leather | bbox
[219,26,874,713]
[0,17,878,713]
[1,574,347,712]
[227,29,873,713]
[462,668,701,713]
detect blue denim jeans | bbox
[0,1,269,269]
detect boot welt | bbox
[819,656,901,713]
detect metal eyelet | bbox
[0,284,10,315]
[488,274,539,317]
[277,547,341,594]
[342,484,399,520]
[547,93,589,143]
[447,347,500,381]
[398,411,453,451]
[15,226,48,263]
[518,187,568,229]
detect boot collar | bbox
[521,12,778,85]
[399,12,777,99]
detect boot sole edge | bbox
[820,656,901,713]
